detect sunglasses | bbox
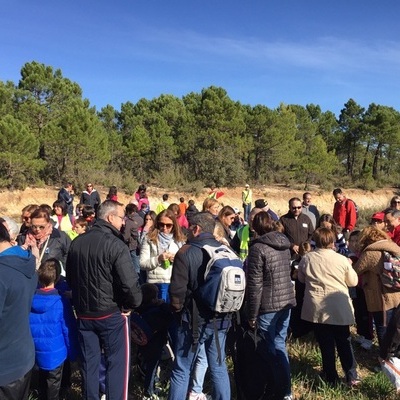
[158,222,173,229]
[392,201,400,204]
[23,216,30,221]
[292,206,302,210]
[31,225,46,230]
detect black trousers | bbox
[314,323,358,384]
[38,363,64,400]
[0,369,32,400]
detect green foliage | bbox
[0,115,44,189]
[2,62,400,189]
[41,101,109,184]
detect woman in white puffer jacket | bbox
[139,209,186,302]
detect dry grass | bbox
[1,185,396,221]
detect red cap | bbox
[371,211,385,221]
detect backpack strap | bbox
[192,299,200,353]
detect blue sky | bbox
[2,1,400,116]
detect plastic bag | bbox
[380,356,400,392]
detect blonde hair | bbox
[202,198,219,212]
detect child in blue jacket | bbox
[30,258,78,400]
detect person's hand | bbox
[168,252,175,262]
[292,244,299,254]
[158,252,170,263]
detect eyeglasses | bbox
[113,215,125,221]
[158,222,173,229]
[23,216,30,221]
[371,220,383,224]
[392,201,400,204]
[31,225,46,230]
[292,206,302,210]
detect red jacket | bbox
[333,198,357,231]
[391,225,400,246]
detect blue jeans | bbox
[190,343,208,394]
[373,308,396,352]
[257,309,291,399]
[243,203,251,222]
[168,320,230,400]
[155,283,170,303]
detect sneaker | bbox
[360,339,373,350]
[353,335,365,344]
[188,393,208,400]
[142,394,160,400]
[283,396,293,400]
[348,379,361,387]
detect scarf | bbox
[23,223,53,269]
[157,232,173,253]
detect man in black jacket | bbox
[168,212,231,400]
[57,181,74,220]
[67,200,142,400]
[280,197,314,262]
[79,182,101,216]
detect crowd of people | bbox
[2,182,400,400]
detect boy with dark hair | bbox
[30,258,78,400]
[185,199,199,226]
[82,205,96,227]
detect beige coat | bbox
[298,248,358,325]
[354,239,400,313]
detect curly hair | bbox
[358,225,390,251]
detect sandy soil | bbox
[0,185,397,221]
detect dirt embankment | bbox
[0,185,397,221]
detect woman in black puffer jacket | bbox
[246,211,296,400]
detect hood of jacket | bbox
[0,246,36,279]
[251,231,291,251]
[31,289,61,314]
[364,239,400,256]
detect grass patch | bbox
[29,329,400,399]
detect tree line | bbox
[1,61,400,192]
